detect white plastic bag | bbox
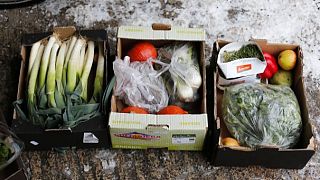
[113,56,169,113]
[158,43,202,104]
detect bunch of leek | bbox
[25,35,106,128]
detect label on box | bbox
[30,141,39,146]
[114,132,160,141]
[172,134,196,144]
[237,64,252,72]
[83,132,99,144]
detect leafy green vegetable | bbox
[223,44,264,62]
[222,83,302,148]
[0,141,11,165]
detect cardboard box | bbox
[217,72,260,90]
[108,24,208,150]
[205,39,315,169]
[12,27,111,150]
[0,158,27,180]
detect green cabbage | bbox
[222,83,302,149]
[0,141,11,165]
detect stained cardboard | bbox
[108,24,208,151]
[12,27,111,150]
[205,39,315,169]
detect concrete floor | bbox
[1,0,320,179]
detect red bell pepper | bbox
[259,52,278,79]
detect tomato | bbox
[127,42,157,62]
[121,106,149,114]
[259,52,278,79]
[157,105,188,115]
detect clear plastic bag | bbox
[222,83,302,149]
[157,43,202,104]
[113,56,169,113]
[0,111,24,170]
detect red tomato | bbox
[121,106,149,114]
[259,52,278,79]
[157,105,188,115]
[127,42,157,62]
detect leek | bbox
[78,42,87,78]
[38,36,56,108]
[27,41,41,77]
[66,38,85,93]
[46,43,60,108]
[79,41,95,101]
[90,43,105,103]
[38,36,56,89]
[55,42,67,108]
[27,44,45,123]
[63,36,77,87]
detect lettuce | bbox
[222,83,302,148]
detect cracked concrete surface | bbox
[0,0,320,179]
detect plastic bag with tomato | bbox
[113,56,169,113]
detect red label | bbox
[237,64,252,73]
[114,132,160,140]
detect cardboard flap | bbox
[251,39,268,46]
[221,145,253,151]
[53,26,76,41]
[118,26,205,41]
[307,137,316,150]
[109,112,157,129]
[158,114,208,130]
[216,117,220,129]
